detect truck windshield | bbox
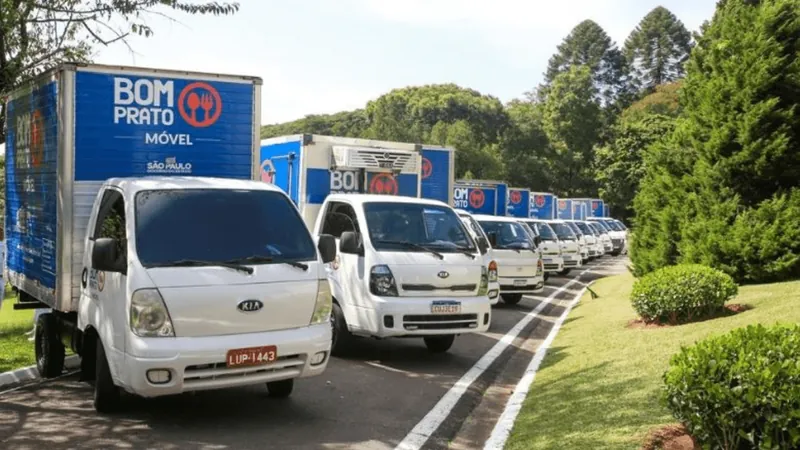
[550,222,577,240]
[592,220,611,232]
[531,221,557,241]
[477,220,533,251]
[603,220,622,231]
[575,221,595,236]
[565,222,584,237]
[588,223,604,235]
[364,202,476,253]
[135,189,317,267]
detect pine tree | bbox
[624,7,693,92]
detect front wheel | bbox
[35,313,65,379]
[330,303,353,357]
[500,294,523,305]
[94,339,122,414]
[266,379,294,398]
[424,335,455,353]
[558,268,572,276]
[543,272,550,282]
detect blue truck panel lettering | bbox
[530,193,556,220]
[420,148,451,204]
[507,189,530,218]
[259,139,302,203]
[453,185,497,215]
[5,80,59,300]
[305,169,418,204]
[557,199,573,220]
[74,72,253,181]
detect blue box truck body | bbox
[452,180,508,216]
[591,199,605,217]
[529,192,556,220]
[506,188,530,218]
[557,199,573,219]
[420,145,455,206]
[4,63,261,311]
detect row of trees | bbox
[262,6,694,223]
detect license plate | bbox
[544,258,552,263]
[226,345,277,368]
[513,279,527,287]
[431,300,461,314]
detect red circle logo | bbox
[558,200,567,209]
[535,195,546,208]
[469,189,485,209]
[178,81,222,128]
[30,110,45,168]
[369,173,398,195]
[422,158,433,179]
[510,190,522,204]
[592,201,599,210]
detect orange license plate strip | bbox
[226,345,278,368]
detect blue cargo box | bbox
[453,180,508,216]
[420,145,455,206]
[506,188,530,218]
[530,192,557,220]
[260,134,427,229]
[4,63,261,311]
[557,199,573,220]
[591,199,605,218]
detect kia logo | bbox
[237,299,263,313]
[437,271,450,279]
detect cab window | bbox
[93,189,127,257]
[321,202,360,238]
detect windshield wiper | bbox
[150,259,254,274]
[451,245,477,259]
[227,255,309,271]
[375,240,444,260]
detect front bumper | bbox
[120,323,332,398]
[561,253,583,268]
[541,255,564,272]
[498,275,545,295]
[358,295,492,338]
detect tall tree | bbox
[499,99,553,192]
[540,65,601,196]
[624,6,693,92]
[543,20,628,106]
[1,0,240,141]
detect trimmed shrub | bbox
[630,264,738,323]
[663,324,800,450]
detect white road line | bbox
[394,268,594,450]
[482,281,595,450]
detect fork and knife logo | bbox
[177,81,222,128]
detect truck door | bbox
[82,188,129,366]
[319,201,371,331]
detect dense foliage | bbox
[630,0,800,283]
[630,264,738,324]
[663,324,800,449]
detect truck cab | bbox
[314,194,492,354]
[545,220,583,275]
[455,209,501,305]
[563,220,590,263]
[472,214,544,305]
[519,219,564,277]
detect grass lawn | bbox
[0,285,35,373]
[505,272,800,450]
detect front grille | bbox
[543,264,560,270]
[402,314,478,330]
[564,260,579,267]
[499,283,542,292]
[183,355,304,388]
[402,284,477,292]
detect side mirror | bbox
[476,236,489,254]
[339,231,363,255]
[534,235,542,247]
[92,238,125,273]
[486,232,498,247]
[317,234,337,264]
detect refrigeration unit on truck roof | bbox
[259,134,425,228]
[530,192,557,220]
[557,198,573,220]
[506,188,530,218]
[4,62,261,312]
[452,179,509,216]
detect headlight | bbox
[370,265,398,296]
[310,279,332,324]
[130,289,175,337]
[478,266,489,296]
[488,260,498,282]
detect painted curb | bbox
[0,355,80,388]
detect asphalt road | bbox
[0,256,628,450]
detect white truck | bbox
[519,219,564,278]
[260,135,492,354]
[4,64,336,412]
[456,209,501,305]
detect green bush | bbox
[663,324,800,450]
[630,264,738,323]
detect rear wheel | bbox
[35,313,65,379]
[558,268,572,276]
[500,294,523,305]
[543,272,550,281]
[93,339,122,414]
[266,379,294,398]
[424,335,455,353]
[330,302,353,356]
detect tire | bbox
[424,335,455,353]
[558,268,572,276]
[330,302,353,357]
[543,272,550,282]
[266,378,294,398]
[94,339,122,414]
[500,294,523,305]
[35,313,65,379]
